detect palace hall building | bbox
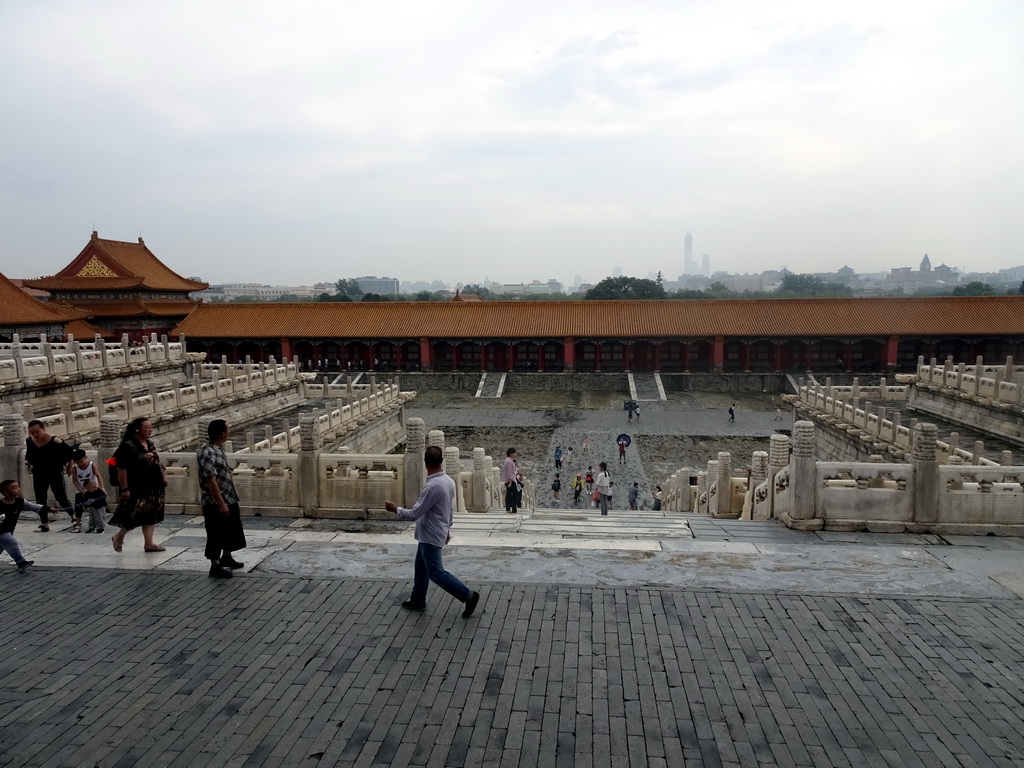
[172,296,1024,373]
[23,231,206,340]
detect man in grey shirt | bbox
[385,446,481,618]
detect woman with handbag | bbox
[109,418,168,553]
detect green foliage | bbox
[585,276,667,300]
[335,278,362,296]
[952,281,995,296]
[318,292,353,302]
[777,273,852,297]
[460,283,495,299]
[361,292,390,302]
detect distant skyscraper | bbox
[683,232,694,275]
[701,254,710,277]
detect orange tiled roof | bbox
[0,271,90,326]
[24,232,207,293]
[64,318,110,340]
[171,296,1024,340]
[49,300,199,318]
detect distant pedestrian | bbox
[634,406,640,421]
[551,473,561,503]
[728,404,735,423]
[197,419,247,579]
[596,463,612,516]
[572,474,583,505]
[617,437,627,465]
[607,482,615,510]
[502,447,519,514]
[775,406,784,421]
[582,435,590,454]
[652,485,663,511]
[627,408,633,423]
[565,446,574,467]
[553,446,563,471]
[628,482,639,510]
[385,446,480,618]
[0,479,45,572]
[585,466,594,494]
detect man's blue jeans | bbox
[411,542,471,606]
[599,493,609,515]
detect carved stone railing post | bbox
[297,414,320,517]
[404,418,426,508]
[790,420,818,526]
[99,415,122,488]
[714,451,733,518]
[471,447,488,512]
[912,423,939,525]
[445,446,463,515]
[0,413,26,485]
[749,451,769,520]
[768,433,790,518]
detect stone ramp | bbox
[629,371,665,401]
[475,371,505,397]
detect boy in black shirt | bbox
[0,479,48,571]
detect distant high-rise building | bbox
[683,232,695,275]
[701,254,710,277]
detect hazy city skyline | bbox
[1,1,1021,285]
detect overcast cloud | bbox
[1,0,1021,286]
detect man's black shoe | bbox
[462,591,480,618]
[401,601,426,611]
[221,555,245,569]
[209,565,233,579]
[17,560,34,572]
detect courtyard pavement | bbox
[3,511,1024,768]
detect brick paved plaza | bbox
[4,563,1024,768]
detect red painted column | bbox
[773,343,782,372]
[623,343,631,372]
[884,336,900,370]
[537,343,544,373]
[741,342,750,372]
[682,342,690,372]
[595,342,602,372]
[563,337,575,372]
[653,342,661,372]
[279,337,293,362]
[419,337,432,371]
[508,342,515,372]
[480,344,487,371]
[844,341,854,371]
[712,336,725,373]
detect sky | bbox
[1,0,1022,287]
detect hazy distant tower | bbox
[683,231,694,275]
[701,254,710,277]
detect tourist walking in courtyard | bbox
[596,462,612,516]
[197,419,247,579]
[585,466,594,494]
[652,484,663,511]
[385,445,480,618]
[24,420,74,532]
[582,435,589,454]
[617,436,627,465]
[553,446,562,471]
[0,479,43,572]
[572,473,583,506]
[728,404,735,422]
[109,418,168,553]
[628,482,640,510]
[551,473,561,504]
[502,447,519,514]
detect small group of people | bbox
[3,417,247,581]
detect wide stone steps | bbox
[453,508,693,540]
